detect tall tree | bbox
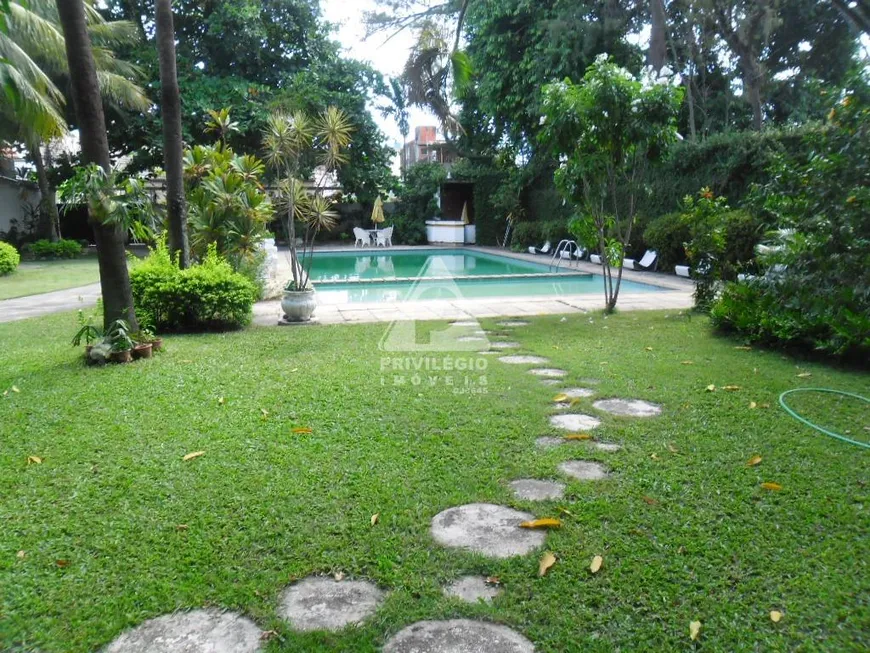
[380,77,410,178]
[55,0,138,330]
[155,0,189,267]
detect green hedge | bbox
[130,242,257,332]
[28,239,82,259]
[0,242,20,275]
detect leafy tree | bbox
[379,77,410,177]
[540,55,683,312]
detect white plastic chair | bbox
[375,226,393,247]
[353,227,369,248]
[528,241,551,255]
[623,250,658,271]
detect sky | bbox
[321,0,438,167]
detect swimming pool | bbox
[310,248,665,304]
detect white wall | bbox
[0,177,40,237]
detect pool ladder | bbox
[549,240,581,272]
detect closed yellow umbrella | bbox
[371,196,385,230]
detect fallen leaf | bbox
[217,397,225,405]
[519,518,562,530]
[760,402,771,409]
[681,360,694,365]
[183,451,205,462]
[761,482,782,491]
[747,455,762,467]
[2,390,7,396]
[564,433,592,441]
[260,408,269,418]
[11,385,20,393]
[553,393,569,402]
[539,552,556,577]
[292,427,313,434]
[797,372,812,378]
[667,444,679,453]
[557,507,574,517]
[16,550,25,559]
[650,453,660,460]
[590,555,603,574]
[642,496,659,505]
[645,346,653,351]
[485,576,501,585]
[569,398,582,407]
[334,571,345,581]
[175,524,189,531]
[723,385,741,391]
[260,630,279,642]
[55,559,69,568]
[180,359,193,364]
[690,620,702,641]
[370,513,379,526]
[290,368,299,373]
[749,401,758,409]
[770,610,782,623]
[706,384,716,392]
[734,346,752,351]
[27,455,42,465]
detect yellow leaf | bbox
[564,433,592,441]
[749,401,758,409]
[519,518,562,530]
[176,524,189,531]
[650,453,660,460]
[569,398,582,407]
[183,451,205,462]
[557,507,573,516]
[485,575,501,585]
[734,346,752,351]
[590,555,603,574]
[770,610,782,623]
[723,385,741,391]
[760,402,771,409]
[260,408,269,418]
[27,455,42,465]
[292,427,313,434]
[334,571,345,581]
[370,513,379,526]
[667,444,679,453]
[539,552,557,576]
[761,482,782,491]
[645,346,653,351]
[690,620,702,641]
[218,397,225,405]
[681,360,694,365]
[16,550,25,559]
[553,393,569,402]
[747,455,762,467]
[11,385,20,393]
[797,372,812,378]
[706,384,716,392]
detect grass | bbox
[0,310,868,652]
[0,258,101,300]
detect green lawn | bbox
[0,310,868,652]
[0,258,101,300]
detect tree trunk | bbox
[30,141,60,241]
[155,0,190,268]
[648,0,667,72]
[744,66,763,131]
[56,0,138,331]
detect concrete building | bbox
[401,126,458,169]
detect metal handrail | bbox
[549,239,580,272]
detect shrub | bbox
[0,242,21,275]
[130,241,257,332]
[392,162,446,245]
[643,212,690,270]
[29,239,82,259]
[511,221,540,248]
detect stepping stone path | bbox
[104,609,262,653]
[490,341,520,349]
[528,368,567,378]
[499,355,549,365]
[451,320,479,327]
[431,503,545,558]
[549,414,601,431]
[593,398,662,417]
[559,460,609,481]
[509,479,565,500]
[384,619,534,653]
[539,379,562,387]
[595,442,623,452]
[561,387,596,398]
[497,320,529,327]
[443,576,502,604]
[458,335,487,343]
[534,436,622,452]
[278,577,384,632]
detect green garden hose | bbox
[779,388,870,449]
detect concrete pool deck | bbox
[254,245,694,326]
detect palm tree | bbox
[156,0,189,267]
[55,0,138,330]
[1,0,148,240]
[379,77,410,178]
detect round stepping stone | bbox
[490,341,520,350]
[535,436,566,449]
[278,577,384,632]
[384,619,534,653]
[499,355,549,365]
[458,335,486,343]
[104,609,262,653]
[478,350,500,355]
[528,368,567,378]
[497,320,529,327]
[430,503,545,558]
[593,398,662,417]
[539,379,562,387]
[595,442,623,452]
[549,414,601,431]
[451,320,478,327]
[559,460,609,480]
[443,576,502,604]
[561,387,596,398]
[509,479,565,501]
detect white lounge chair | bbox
[559,246,587,260]
[675,265,691,278]
[623,250,658,271]
[353,227,369,248]
[528,241,552,255]
[589,254,603,265]
[375,226,393,247]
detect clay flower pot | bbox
[132,342,153,360]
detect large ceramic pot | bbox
[281,288,317,322]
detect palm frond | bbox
[0,59,65,138]
[88,20,140,47]
[92,47,143,79]
[96,71,150,112]
[0,31,63,104]
[5,2,67,74]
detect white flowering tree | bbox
[540,55,683,312]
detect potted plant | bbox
[105,319,134,363]
[72,310,102,355]
[134,326,163,353]
[262,108,353,322]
